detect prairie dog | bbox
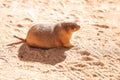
[11,22,80,48]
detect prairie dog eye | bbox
[73,27,78,31]
[73,28,77,31]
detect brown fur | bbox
[26,22,80,48]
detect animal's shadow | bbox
[18,43,70,65]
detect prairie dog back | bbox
[26,23,56,48]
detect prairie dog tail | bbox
[7,35,26,46]
[13,35,26,42]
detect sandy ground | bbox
[0,0,120,80]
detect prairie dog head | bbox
[61,22,80,33]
